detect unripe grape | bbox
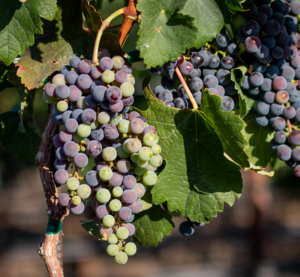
[96,188,111,203]
[103,214,115,227]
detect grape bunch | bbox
[44,54,163,264]
[153,32,239,112]
[235,0,300,177]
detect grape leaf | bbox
[133,205,174,247]
[81,220,102,240]
[81,0,102,33]
[0,0,57,65]
[180,0,224,49]
[200,92,249,168]
[224,0,245,12]
[231,66,255,117]
[242,113,276,168]
[16,40,74,90]
[136,0,197,68]
[137,87,242,223]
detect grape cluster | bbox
[153,33,239,112]
[44,55,163,264]
[236,0,300,177]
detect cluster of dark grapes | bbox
[44,55,163,264]
[236,0,300,177]
[153,38,239,112]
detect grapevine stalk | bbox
[175,66,199,110]
[92,8,126,64]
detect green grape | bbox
[106,244,119,256]
[112,56,125,69]
[66,177,79,190]
[57,100,68,112]
[130,153,139,164]
[103,214,115,227]
[52,73,65,85]
[77,124,91,138]
[71,195,81,205]
[112,186,123,197]
[117,119,130,133]
[117,146,130,159]
[134,166,146,176]
[120,82,134,97]
[77,184,91,200]
[109,199,122,212]
[124,242,137,256]
[138,147,153,161]
[96,188,111,203]
[115,251,128,265]
[137,158,149,168]
[146,164,157,171]
[143,132,159,147]
[101,70,115,83]
[126,74,135,85]
[150,154,163,167]
[90,121,99,130]
[107,234,119,244]
[110,115,122,125]
[124,138,142,153]
[97,111,110,124]
[99,167,113,181]
[143,171,157,186]
[102,147,117,162]
[116,226,129,240]
[151,144,161,155]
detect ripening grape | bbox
[96,188,111,203]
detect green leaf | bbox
[224,0,245,12]
[242,112,276,168]
[136,0,198,67]
[133,205,174,247]
[82,220,101,240]
[16,40,74,89]
[81,0,102,33]
[0,0,57,65]
[200,92,249,168]
[231,66,255,117]
[180,0,224,49]
[137,87,242,223]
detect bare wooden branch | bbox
[36,105,68,277]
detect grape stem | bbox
[175,66,199,110]
[287,119,293,134]
[92,8,126,64]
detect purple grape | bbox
[115,70,128,83]
[272,46,284,59]
[53,134,63,148]
[249,72,264,87]
[90,66,102,80]
[122,96,134,107]
[76,74,93,90]
[128,111,140,121]
[109,100,124,113]
[95,205,109,219]
[270,103,284,116]
[58,193,70,206]
[294,165,300,178]
[122,175,137,189]
[116,159,131,174]
[65,118,78,133]
[217,69,231,86]
[54,159,68,170]
[180,62,194,76]
[256,101,270,115]
[276,144,292,161]
[216,34,229,48]
[55,85,70,99]
[288,131,300,146]
[91,85,106,102]
[255,11,267,25]
[70,202,85,215]
[54,169,69,185]
[122,190,137,204]
[244,36,261,53]
[129,200,142,214]
[291,56,300,68]
[63,141,79,157]
[274,131,287,144]
[209,55,220,68]
[292,148,300,162]
[221,56,234,70]
[85,170,99,186]
[266,65,279,79]
[81,108,96,124]
[69,56,81,69]
[174,97,187,109]
[59,130,72,143]
[104,124,119,140]
[119,207,132,221]
[56,147,67,161]
[270,116,286,131]
[45,83,56,97]
[273,76,287,91]
[188,77,203,92]
[71,109,83,122]
[130,118,145,134]
[283,106,296,119]
[221,96,234,111]
[65,71,78,85]
[74,153,89,168]
[290,1,300,15]
[106,86,122,102]
[91,128,104,141]
[108,172,123,187]
[204,74,218,88]
[261,78,272,92]
[68,85,82,102]
[256,116,269,127]
[78,59,92,74]
[87,140,102,156]
[243,20,260,36]
[191,52,205,67]
[125,223,136,236]
[99,57,113,71]
[262,36,276,49]
[264,20,281,36]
